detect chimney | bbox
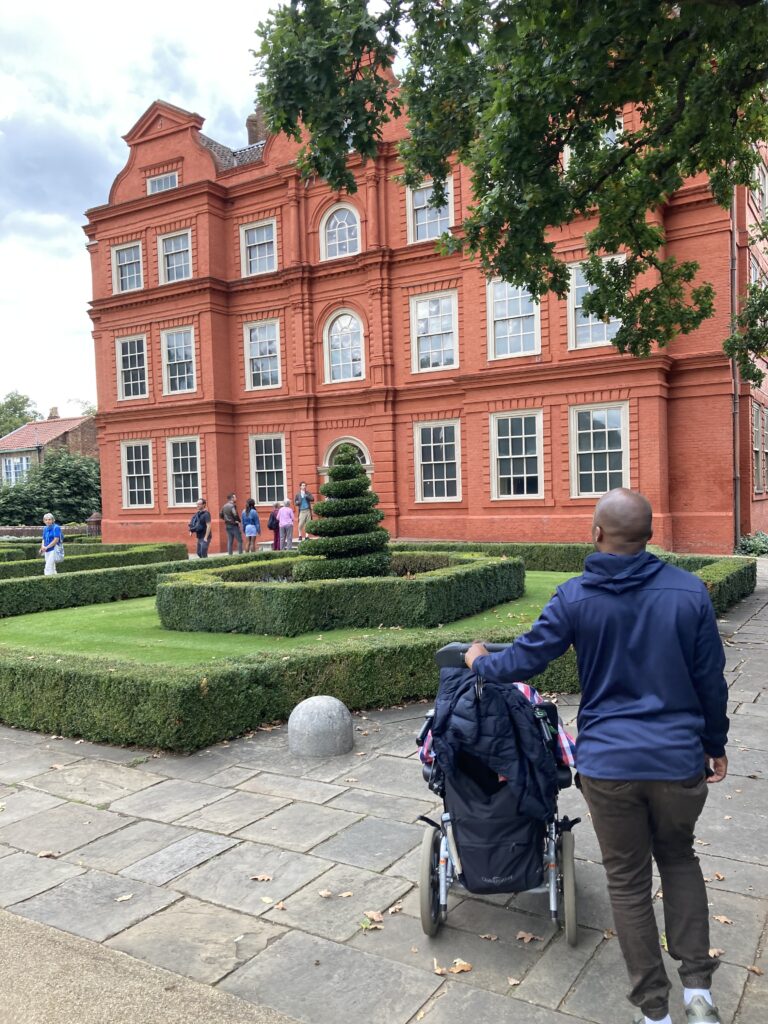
[48,407,59,420]
[246,107,269,145]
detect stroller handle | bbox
[434,641,511,669]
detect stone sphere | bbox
[288,695,354,757]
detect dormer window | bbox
[147,172,178,195]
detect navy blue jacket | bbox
[431,666,558,820]
[473,551,728,781]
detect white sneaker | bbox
[685,996,721,1024]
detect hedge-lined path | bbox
[0,560,766,1024]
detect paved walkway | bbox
[0,562,766,1024]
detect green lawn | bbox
[0,571,573,666]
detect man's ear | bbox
[593,524,603,545]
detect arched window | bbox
[329,441,367,467]
[320,205,360,261]
[320,437,373,479]
[324,311,365,383]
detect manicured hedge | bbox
[0,544,188,581]
[694,557,757,615]
[0,625,577,752]
[0,551,294,618]
[391,541,593,572]
[156,552,526,636]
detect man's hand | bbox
[465,642,489,671]
[706,755,728,783]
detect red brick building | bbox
[84,100,768,553]
[0,413,97,488]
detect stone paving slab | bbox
[65,820,191,873]
[410,980,583,1024]
[0,787,64,826]
[120,832,238,885]
[135,751,243,783]
[205,766,261,789]
[107,897,287,984]
[0,749,82,784]
[109,779,228,822]
[12,869,180,942]
[235,802,363,852]
[0,724,46,746]
[29,761,167,805]
[312,815,423,871]
[263,862,411,941]
[512,927,604,1007]
[344,755,424,799]
[0,801,126,855]
[441,897,559,947]
[237,772,348,805]
[38,738,151,765]
[0,851,84,907]
[386,843,423,885]
[176,792,291,834]
[219,929,442,1024]
[697,853,768,901]
[326,788,438,824]
[727,718,768,752]
[173,841,329,914]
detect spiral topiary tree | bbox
[293,444,390,580]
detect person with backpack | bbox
[220,492,243,555]
[241,498,261,553]
[189,499,212,558]
[39,513,63,576]
[267,501,281,550]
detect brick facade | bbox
[85,101,768,554]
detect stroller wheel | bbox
[559,829,578,946]
[419,827,443,936]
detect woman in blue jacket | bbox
[241,498,261,553]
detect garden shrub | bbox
[0,543,188,581]
[391,540,593,572]
[737,531,768,556]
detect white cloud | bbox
[0,0,275,418]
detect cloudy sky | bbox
[0,1,275,419]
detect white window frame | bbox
[406,177,454,245]
[319,203,361,261]
[116,334,149,401]
[161,326,197,396]
[239,218,277,277]
[567,256,625,350]
[249,433,286,506]
[490,411,544,500]
[569,402,630,498]
[410,290,459,374]
[147,172,178,195]
[323,309,366,384]
[158,229,192,285]
[486,279,541,360]
[563,113,624,173]
[244,319,282,391]
[166,436,201,507]
[754,402,764,494]
[111,241,143,294]
[413,418,462,503]
[120,440,154,509]
[2,455,31,487]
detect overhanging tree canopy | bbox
[255,0,768,383]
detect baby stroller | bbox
[416,642,580,945]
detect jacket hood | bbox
[581,550,665,594]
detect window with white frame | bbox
[415,420,461,501]
[563,113,624,172]
[117,336,148,399]
[570,404,628,496]
[240,220,276,276]
[162,328,195,394]
[252,435,285,504]
[325,312,364,382]
[568,260,623,349]
[147,172,178,195]
[411,291,458,372]
[408,180,452,244]
[112,242,143,293]
[2,455,31,486]
[764,408,768,493]
[491,412,543,498]
[321,205,360,260]
[754,402,764,493]
[167,438,200,505]
[245,320,281,389]
[159,231,191,283]
[753,161,768,217]
[488,280,540,358]
[122,442,153,507]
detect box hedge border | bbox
[156,552,526,636]
[0,543,189,581]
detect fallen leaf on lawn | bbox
[260,896,273,904]
[388,901,403,914]
[709,948,725,958]
[714,872,726,881]
[338,891,353,899]
[516,930,543,944]
[433,958,448,976]
[318,889,333,898]
[448,958,472,974]
[275,901,286,911]
[507,977,522,987]
[603,928,617,939]
[747,965,764,976]
[479,934,498,941]
[250,874,272,882]
[115,893,134,902]
[713,915,734,925]
[364,910,384,923]
[37,850,57,859]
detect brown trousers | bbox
[580,774,718,1021]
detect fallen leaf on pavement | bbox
[433,958,448,976]
[696,840,710,846]
[709,948,725,958]
[661,933,668,951]
[37,850,57,859]
[388,901,403,914]
[260,896,273,904]
[115,893,134,902]
[364,910,384,923]
[713,915,734,925]
[479,934,498,941]
[274,901,286,910]
[344,778,358,783]
[318,889,333,898]
[410,946,419,954]
[604,928,617,939]
[714,872,726,881]
[338,891,354,899]
[250,874,272,882]
[516,931,543,944]
[448,958,472,974]
[508,977,521,987]
[747,965,764,976]
[724,815,732,821]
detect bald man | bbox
[465,489,728,1024]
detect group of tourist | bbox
[188,483,315,557]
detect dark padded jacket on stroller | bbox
[429,666,558,893]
